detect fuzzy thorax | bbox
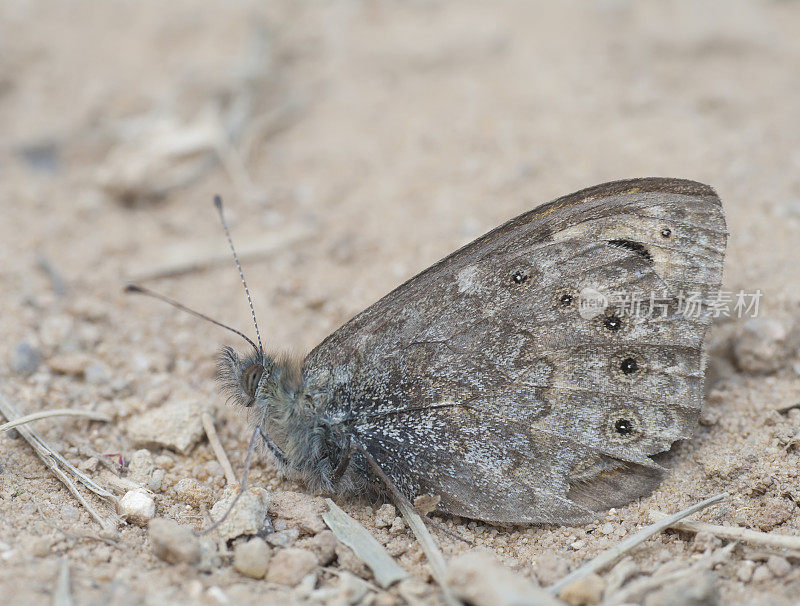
[217,346,354,494]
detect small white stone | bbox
[334,571,370,605]
[752,564,772,583]
[374,504,396,528]
[233,538,271,579]
[266,548,318,586]
[127,400,209,454]
[118,489,155,526]
[600,522,615,535]
[767,555,791,578]
[736,560,755,583]
[389,516,405,533]
[209,487,270,541]
[149,518,201,564]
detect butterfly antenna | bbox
[124,284,259,352]
[214,195,264,355]
[195,424,262,536]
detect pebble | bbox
[447,550,561,606]
[208,487,270,541]
[389,516,405,533]
[333,571,370,605]
[295,573,318,600]
[303,530,338,565]
[266,528,299,547]
[269,490,327,534]
[751,497,794,531]
[149,518,201,564]
[265,548,318,586]
[534,553,571,586]
[373,593,399,606]
[732,318,797,374]
[173,478,215,508]
[560,573,605,606]
[736,560,756,582]
[118,489,155,526]
[692,530,722,553]
[47,352,91,376]
[374,504,396,529]
[128,449,155,484]
[385,537,410,558]
[127,400,208,454]
[599,522,614,535]
[30,536,51,558]
[752,564,772,583]
[11,342,40,375]
[767,554,791,578]
[233,538,271,579]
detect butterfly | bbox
[215,177,727,525]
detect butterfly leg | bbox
[330,437,355,485]
[259,427,289,467]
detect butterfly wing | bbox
[303,178,727,524]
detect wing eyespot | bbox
[605,407,643,442]
[660,227,672,238]
[614,418,634,435]
[611,352,645,382]
[559,293,573,306]
[620,356,639,374]
[603,314,623,332]
[510,269,529,285]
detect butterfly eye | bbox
[614,418,634,435]
[240,363,264,402]
[660,227,672,238]
[603,314,623,331]
[510,269,529,285]
[619,357,639,374]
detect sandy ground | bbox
[1,1,800,604]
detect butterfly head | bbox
[217,346,274,409]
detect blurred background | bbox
[2,0,799,354]
[1,1,800,603]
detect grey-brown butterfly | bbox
[212,177,726,525]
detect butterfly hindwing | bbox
[303,178,727,523]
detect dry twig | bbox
[201,412,238,486]
[0,409,111,434]
[549,492,728,596]
[126,227,312,281]
[604,543,735,605]
[0,392,118,528]
[649,509,800,551]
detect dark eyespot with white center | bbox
[240,363,264,403]
[559,293,573,306]
[620,357,639,374]
[614,418,634,435]
[510,269,529,285]
[604,314,623,332]
[660,227,672,238]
